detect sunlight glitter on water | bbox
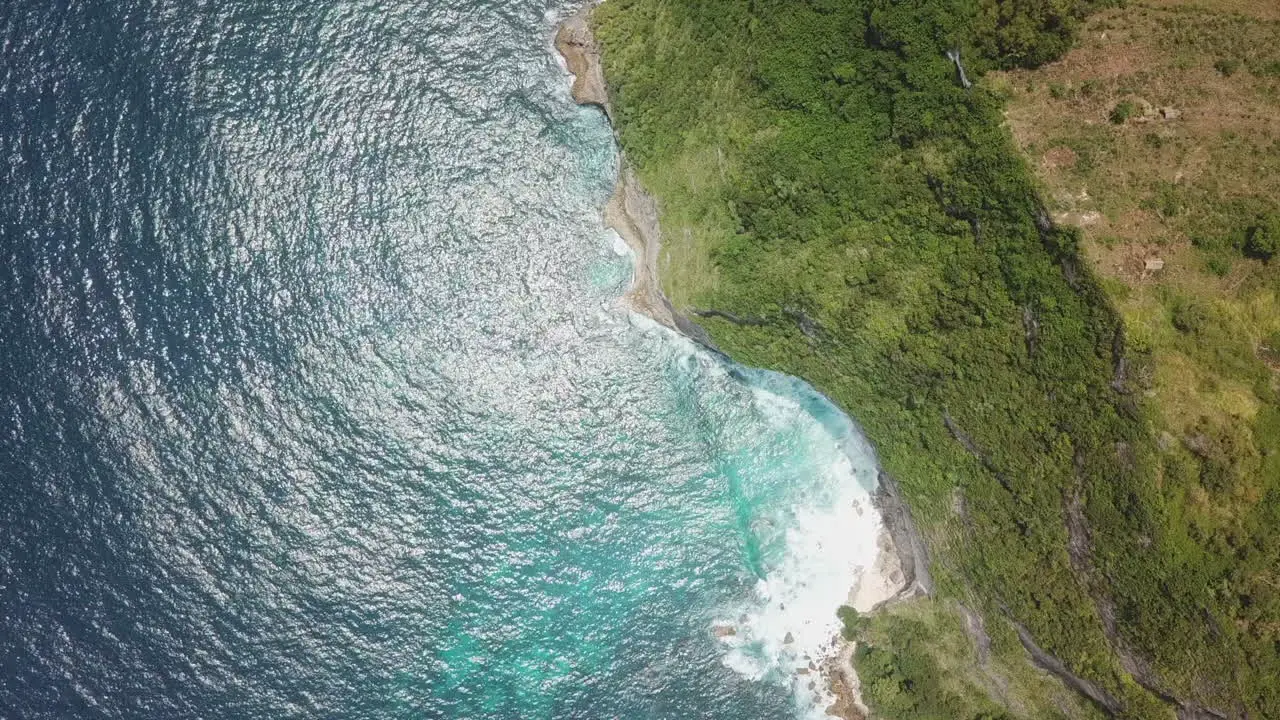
[1,2,894,717]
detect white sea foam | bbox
[608,228,631,257]
[714,382,887,719]
[616,311,890,717]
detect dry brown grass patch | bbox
[992,0,1280,509]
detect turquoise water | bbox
[0,1,886,717]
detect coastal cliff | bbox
[555,8,926,718]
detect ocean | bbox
[0,1,885,718]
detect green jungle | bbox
[590,0,1280,717]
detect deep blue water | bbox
[0,2,885,718]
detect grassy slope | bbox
[993,0,1280,708]
[591,0,1278,717]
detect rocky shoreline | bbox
[554,7,931,718]
[554,7,717,350]
[872,471,932,604]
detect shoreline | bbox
[554,7,929,718]
[554,7,718,350]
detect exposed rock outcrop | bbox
[872,471,933,601]
[555,9,611,119]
